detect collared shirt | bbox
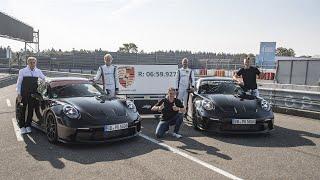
[176,67,195,89]
[94,64,119,90]
[16,66,46,95]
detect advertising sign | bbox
[117,64,178,95]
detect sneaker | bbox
[20,127,27,135]
[172,132,182,138]
[26,127,32,133]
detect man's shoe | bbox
[172,132,182,138]
[26,127,32,133]
[20,127,27,135]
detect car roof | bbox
[45,77,90,88]
[45,77,89,83]
[197,76,233,81]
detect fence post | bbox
[136,53,138,64]
[304,60,309,85]
[289,60,293,84]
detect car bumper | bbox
[56,121,141,144]
[201,117,274,134]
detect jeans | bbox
[155,113,183,138]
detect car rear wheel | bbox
[46,112,58,144]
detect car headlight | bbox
[261,99,271,111]
[126,100,137,112]
[63,105,80,119]
[201,100,215,111]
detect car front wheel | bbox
[46,112,58,144]
[192,106,201,131]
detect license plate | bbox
[232,119,256,124]
[104,123,128,132]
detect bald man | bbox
[175,58,195,108]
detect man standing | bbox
[94,54,119,97]
[233,57,261,96]
[176,58,195,108]
[151,87,186,138]
[16,57,46,134]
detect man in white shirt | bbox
[16,57,46,134]
[176,58,195,108]
[94,54,119,97]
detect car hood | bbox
[60,96,127,119]
[202,94,258,113]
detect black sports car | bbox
[16,77,141,143]
[186,77,274,133]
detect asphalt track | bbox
[0,84,319,180]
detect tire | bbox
[192,108,201,131]
[15,98,23,126]
[46,112,58,144]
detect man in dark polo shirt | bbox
[233,57,261,97]
[151,87,186,138]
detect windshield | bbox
[50,83,104,98]
[198,80,238,95]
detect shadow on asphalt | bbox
[204,125,320,148]
[22,129,165,169]
[22,117,318,169]
[142,117,232,160]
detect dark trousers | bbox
[19,96,36,128]
[155,113,183,138]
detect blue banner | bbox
[256,42,276,69]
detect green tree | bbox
[276,47,295,57]
[118,43,138,53]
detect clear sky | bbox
[0,0,319,56]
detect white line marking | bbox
[139,133,243,180]
[11,118,23,142]
[27,134,36,144]
[6,99,12,107]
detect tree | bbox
[118,43,138,53]
[276,47,295,57]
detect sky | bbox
[0,0,320,56]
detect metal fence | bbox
[1,53,277,78]
[276,59,320,86]
[260,88,320,113]
[0,52,251,70]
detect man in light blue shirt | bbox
[16,57,46,134]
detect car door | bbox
[33,80,49,125]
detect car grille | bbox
[75,123,140,142]
[221,124,265,132]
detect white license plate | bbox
[232,119,256,124]
[104,123,128,132]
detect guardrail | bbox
[259,88,320,119]
[0,74,18,88]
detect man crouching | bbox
[151,87,186,138]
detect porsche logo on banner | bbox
[118,66,135,88]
